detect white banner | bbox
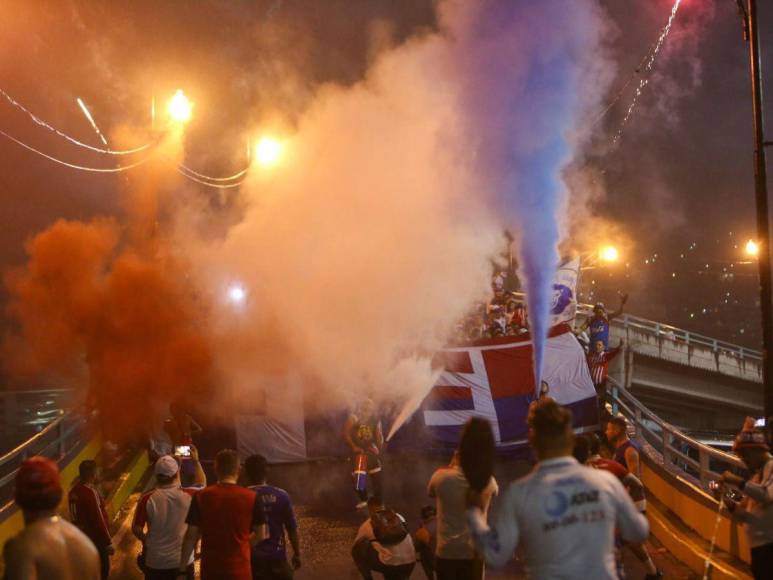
[550,257,580,327]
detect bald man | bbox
[3,456,100,580]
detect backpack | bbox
[371,508,408,545]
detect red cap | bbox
[15,456,62,511]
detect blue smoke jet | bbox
[450,0,600,393]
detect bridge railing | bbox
[608,378,745,489]
[0,411,88,510]
[575,304,761,362]
[508,292,759,366]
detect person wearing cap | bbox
[69,459,113,579]
[721,418,773,579]
[4,456,100,579]
[578,293,628,350]
[132,446,206,579]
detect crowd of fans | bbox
[5,280,773,579]
[5,402,773,579]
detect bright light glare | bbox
[746,239,759,257]
[227,284,246,304]
[167,90,193,123]
[599,245,619,263]
[254,137,282,166]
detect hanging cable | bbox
[177,162,249,182]
[175,165,245,189]
[0,127,154,173]
[0,87,153,155]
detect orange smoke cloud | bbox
[3,218,212,441]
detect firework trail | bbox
[613,0,683,145]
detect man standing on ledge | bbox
[344,399,384,509]
[466,398,648,578]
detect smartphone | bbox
[754,417,766,428]
[175,445,191,457]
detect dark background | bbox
[0,0,771,349]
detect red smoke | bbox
[3,217,213,442]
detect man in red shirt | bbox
[69,459,113,579]
[180,449,267,580]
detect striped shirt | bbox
[587,347,621,386]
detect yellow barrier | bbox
[642,459,750,563]
[0,439,148,573]
[105,449,149,520]
[0,436,102,571]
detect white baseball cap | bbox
[155,455,180,478]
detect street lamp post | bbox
[739,0,773,420]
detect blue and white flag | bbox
[550,257,580,327]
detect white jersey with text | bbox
[468,456,648,579]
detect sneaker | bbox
[644,571,663,580]
[355,501,367,510]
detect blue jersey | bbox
[249,484,298,560]
[588,315,610,348]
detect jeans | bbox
[97,546,110,580]
[252,557,294,580]
[145,564,195,580]
[435,557,484,580]
[750,542,773,580]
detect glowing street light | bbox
[227,284,247,304]
[167,90,193,123]
[599,245,620,263]
[254,137,282,166]
[746,239,760,257]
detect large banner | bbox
[417,324,597,449]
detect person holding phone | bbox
[133,447,206,579]
[722,418,773,579]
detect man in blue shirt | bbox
[578,293,628,349]
[245,455,301,580]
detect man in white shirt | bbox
[351,498,415,580]
[132,451,206,579]
[428,451,497,579]
[467,398,648,579]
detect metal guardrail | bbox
[608,378,745,489]
[0,389,76,449]
[575,304,761,363]
[508,291,760,364]
[0,410,88,512]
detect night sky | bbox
[0,0,771,348]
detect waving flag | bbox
[393,323,597,450]
[550,257,580,327]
